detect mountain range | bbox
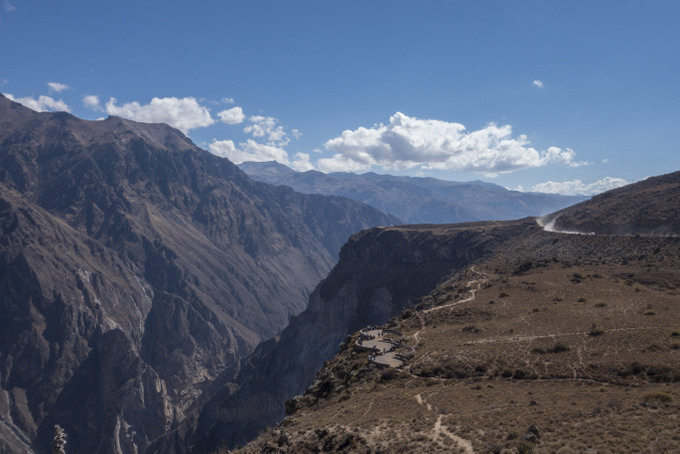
[238,160,584,224]
[2,91,679,453]
[0,94,396,453]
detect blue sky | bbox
[2,1,679,195]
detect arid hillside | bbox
[542,170,680,236]
[233,219,680,453]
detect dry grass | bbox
[230,233,680,453]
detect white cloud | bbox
[222,97,235,104]
[531,177,629,196]
[217,106,245,125]
[208,138,289,164]
[104,96,214,134]
[244,115,289,145]
[533,80,544,89]
[5,93,70,112]
[320,112,585,175]
[3,0,15,12]
[47,82,69,93]
[291,153,315,171]
[83,95,101,110]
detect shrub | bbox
[379,368,399,382]
[589,324,604,336]
[571,273,584,283]
[550,343,570,353]
[643,392,673,404]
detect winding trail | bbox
[414,393,474,453]
[424,266,487,314]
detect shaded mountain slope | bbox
[151,220,533,452]
[0,94,397,453]
[239,161,583,224]
[542,170,680,236]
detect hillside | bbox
[214,174,680,453]
[0,94,398,454]
[541,170,680,236]
[238,161,584,224]
[233,223,680,453]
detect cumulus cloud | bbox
[5,93,70,112]
[83,95,101,110]
[533,80,544,89]
[47,82,69,93]
[217,106,245,125]
[291,153,315,171]
[208,138,289,164]
[104,96,214,134]
[319,112,585,175]
[531,177,629,196]
[244,115,289,145]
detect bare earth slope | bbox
[0,94,398,454]
[542,170,680,236]
[228,174,680,453]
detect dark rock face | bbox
[239,161,584,224]
[0,95,398,453]
[155,222,523,452]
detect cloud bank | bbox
[319,112,585,175]
[5,93,70,112]
[209,138,289,165]
[531,177,629,196]
[104,96,215,134]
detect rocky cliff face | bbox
[0,94,398,453]
[155,221,524,452]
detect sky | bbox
[1,0,679,196]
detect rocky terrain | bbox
[0,94,398,454]
[211,173,679,453]
[541,170,680,236]
[152,221,524,452]
[238,161,583,224]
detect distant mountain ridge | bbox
[0,94,398,453]
[239,161,584,224]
